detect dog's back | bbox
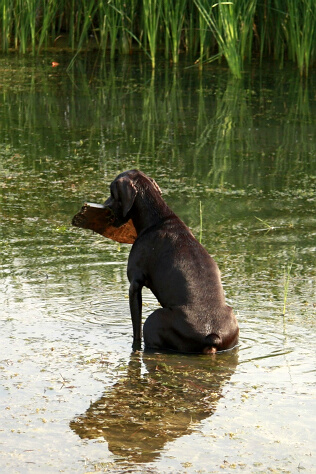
[128,210,238,352]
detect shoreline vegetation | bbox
[0,0,315,77]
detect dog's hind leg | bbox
[143,308,173,350]
[143,308,203,353]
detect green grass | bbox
[0,0,316,76]
[282,248,296,316]
[199,201,203,244]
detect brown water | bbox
[0,54,315,473]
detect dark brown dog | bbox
[104,170,239,354]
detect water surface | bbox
[0,54,315,473]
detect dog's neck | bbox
[130,193,175,234]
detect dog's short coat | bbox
[104,170,239,353]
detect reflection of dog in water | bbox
[70,350,238,463]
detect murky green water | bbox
[1,54,315,473]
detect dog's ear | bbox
[115,177,137,217]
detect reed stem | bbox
[199,201,203,244]
[282,248,296,316]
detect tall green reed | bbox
[37,0,59,52]
[183,0,198,59]
[11,0,36,53]
[143,0,162,69]
[194,0,256,78]
[1,0,11,52]
[67,0,99,70]
[286,0,315,76]
[0,0,316,75]
[196,3,210,68]
[163,0,187,64]
[105,1,124,59]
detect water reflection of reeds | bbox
[1,57,315,193]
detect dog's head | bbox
[104,170,162,227]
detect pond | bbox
[0,53,315,473]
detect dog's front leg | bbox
[129,279,143,350]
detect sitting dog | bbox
[104,170,239,354]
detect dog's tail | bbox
[203,334,222,354]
